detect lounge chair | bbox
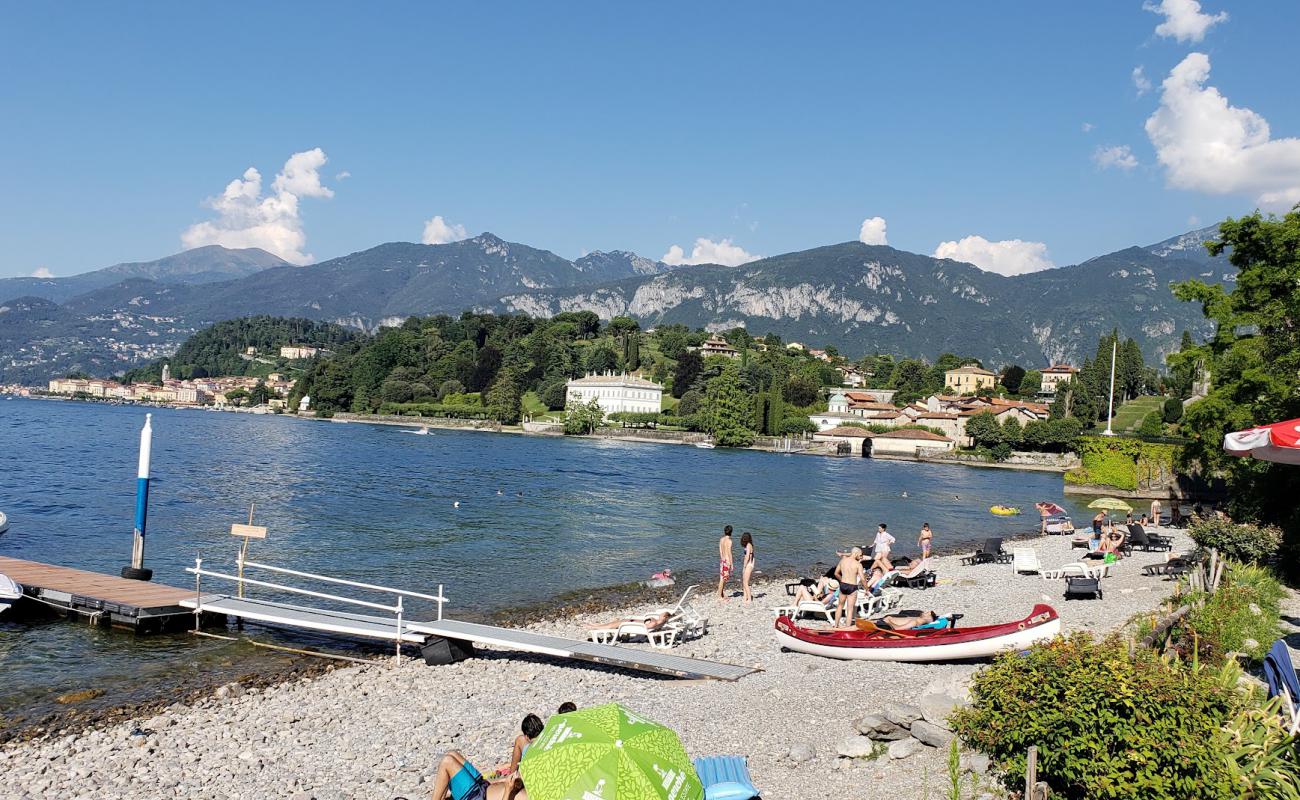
[1044,516,1072,535]
[961,537,1008,566]
[693,755,760,800]
[1012,547,1041,575]
[1141,557,1191,576]
[649,584,708,638]
[1064,576,1103,600]
[1042,562,1095,580]
[890,558,936,589]
[1127,525,1173,552]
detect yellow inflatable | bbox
[989,505,1021,516]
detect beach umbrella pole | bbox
[121,413,154,581]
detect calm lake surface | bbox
[0,398,1095,717]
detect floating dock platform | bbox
[0,555,197,632]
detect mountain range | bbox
[0,229,1232,383]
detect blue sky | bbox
[3,1,1298,279]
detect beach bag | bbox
[1103,553,1117,564]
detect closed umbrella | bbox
[519,703,703,800]
[1087,497,1133,512]
[1224,418,1300,465]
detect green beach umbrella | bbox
[1087,497,1133,512]
[519,703,703,800]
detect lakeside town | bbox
[6,4,1300,800]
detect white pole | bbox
[1102,340,1117,436]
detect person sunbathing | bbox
[792,577,833,605]
[491,714,544,780]
[587,610,672,634]
[880,610,940,630]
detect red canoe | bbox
[774,604,1061,662]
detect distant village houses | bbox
[280,345,324,360]
[565,372,664,419]
[810,389,1049,447]
[695,335,739,359]
[46,373,296,408]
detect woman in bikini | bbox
[918,523,933,559]
[740,531,755,603]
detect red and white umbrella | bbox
[1223,418,1300,465]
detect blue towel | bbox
[693,755,759,800]
[1264,640,1300,710]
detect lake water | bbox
[0,398,1094,719]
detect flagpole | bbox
[122,413,155,581]
[1102,340,1117,437]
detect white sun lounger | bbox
[1013,547,1042,575]
[1042,562,1102,580]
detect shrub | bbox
[1189,516,1283,565]
[1177,563,1284,665]
[1138,410,1165,437]
[952,633,1239,799]
[1162,396,1184,424]
[990,443,1012,462]
[778,417,818,436]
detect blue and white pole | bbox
[122,413,154,581]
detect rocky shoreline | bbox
[1,526,1192,800]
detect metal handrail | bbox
[187,564,400,613]
[240,559,446,606]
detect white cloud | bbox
[335,170,351,180]
[30,266,54,279]
[1145,53,1300,209]
[181,147,334,264]
[933,236,1055,276]
[858,216,888,245]
[1094,144,1140,171]
[661,237,760,267]
[1132,65,1152,96]
[421,215,469,245]
[1144,0,1228,43]
[1082,122,1095,133]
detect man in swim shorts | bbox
[833,547,865,627]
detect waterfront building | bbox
[943,365,996,394]
[812,425,872,455]
[565,372,664,418]
[1039,364,1078,395]
[868,428,955,456]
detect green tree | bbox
[485,368,524,424]
[538,380,568,410]
[249,381,273,406]
[999,416,1024,448]
[583,345,619,374]
[999,365,1026,394]
[224,387,250,407]
[1020,369,1042,397]
[671,351,703,399]
[563,397,604,434]
[1173,210,1300,557]
[965,411,1002,447]
[702,365,755,447]
[782,372,820,407]
[1162,396,1185,424]
[889,359,933,404]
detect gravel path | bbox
[0,526,1192,800]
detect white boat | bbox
[0,510,7,534]
[774,604,1061,662]
[0,573,22,615]
[401,426,431,435]
[694,442,716,449]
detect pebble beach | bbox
[0,526,1193,800]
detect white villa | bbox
[565,372,664,418]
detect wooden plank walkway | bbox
[0,555,195,631]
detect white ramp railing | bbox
[187,556,448,662]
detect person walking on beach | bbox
[740,532,755,603]
[1150,498,1162,526]
[918,523,933,559]
[871,523,894,572]
[833,547,865,627]
[717,525,734,600]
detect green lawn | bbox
[522,391,562,421]
[1102,395,1164,432]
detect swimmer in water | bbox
[453,501,460,508]
[901,491,908,498]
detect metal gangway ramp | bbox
[181,558,755,682]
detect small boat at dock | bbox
[694,442,715,449]
[774,604,1061,662]
[0,573,22,615]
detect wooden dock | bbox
[0,556,196,632]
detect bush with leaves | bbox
[1162,396,1185,424]
[1176,563,1284,665]
[778,417,818,436]
[952,633,1240,799]
[1138,409,1165,438]
[1189,516,1283,565]
[562,397,604,435]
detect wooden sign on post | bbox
[230,523,268,539]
